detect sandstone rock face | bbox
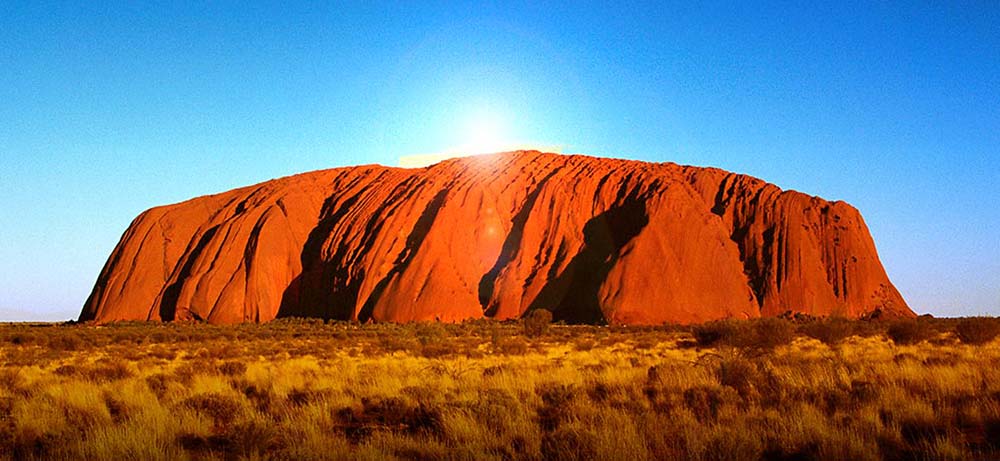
[80,151,912,325]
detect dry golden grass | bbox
[0,317,998,460]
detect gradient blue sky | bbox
[1,2,998,320]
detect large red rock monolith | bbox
[81,151,912,324]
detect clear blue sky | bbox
[1,2,998,320]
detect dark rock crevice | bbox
[527,191,650,324]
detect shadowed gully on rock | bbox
[81,151,912,325]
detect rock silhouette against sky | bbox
[81,151,912,324]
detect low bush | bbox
[887,319,935,345]
[693,318,794,351]
[747,318,796,350]
[217,361,247,376]
[799,317,856,345]
[716,355,760,397]
[336,397,443,442]
[285,388,331,407]
[47,333,84,351]
[536,383,578,431]
[693,320,743,347]
[8,332,38,346]
[524,309,553,338]
[541,426,598,461]
[684,385,739,421]
[84,362,133,382]
[955,317,1000,345]
[182,393,243,428]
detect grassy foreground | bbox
[1,317,999,460]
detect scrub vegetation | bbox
[1,315,1000,460]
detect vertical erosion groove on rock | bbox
[80,151,912,324]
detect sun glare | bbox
[397,108,562,168]
[462,111,506,155]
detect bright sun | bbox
[461,111,507,155]
[397,108,561,168]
